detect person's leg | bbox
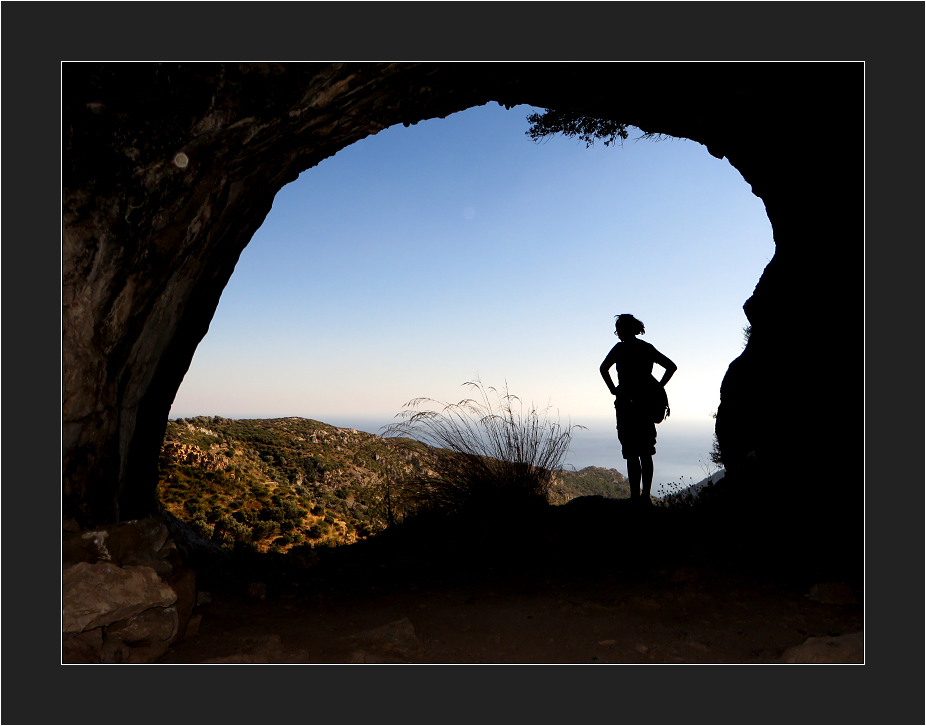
[640,455,654,503]
[626,456,641,499]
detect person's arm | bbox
[600,348,618,396]
[652,348,677,387]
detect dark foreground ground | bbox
[158,497,864,664]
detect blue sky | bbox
[170,103,774,490]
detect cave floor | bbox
[158,538,863,665]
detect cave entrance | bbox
[162,103,774,556]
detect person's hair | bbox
[615,314,645,336]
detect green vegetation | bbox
[550,467,630,503]
[158,416,434,553]
[525,109,668,148]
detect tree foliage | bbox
[525,109,665,148]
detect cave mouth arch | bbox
[168,102,775,497]
[63,64,861,568]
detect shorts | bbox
[615,387,656,459]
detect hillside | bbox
[157,416,628,555]
[158,416,430,554]
[550,466,630,503]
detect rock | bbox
[185,613,203,638]
[62,628,103,663]
[106,518,170,563]
[781,631,863,663]
[62,562,177,633]
[809,582,858,605]
[61,518,172,575]
[166,568,197,642]
[343,617,422,652]
[102,607,179,663]
[106,606,179,644]
[160,510,226,571]
[62,531,107,568]
[157,538,183,570]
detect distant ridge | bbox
[550,466,630,503]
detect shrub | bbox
[189,514,214,540]
[258,506,288,523]
[213,515,251,543]
[280,501,307,520]
[382,380,583,517]
[231,510,249,524]
[251,520,280,541]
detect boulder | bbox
[62,562,176,633]
[101,606,179,663]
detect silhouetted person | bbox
[600,314,677,505]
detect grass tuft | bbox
[382,379,584,517]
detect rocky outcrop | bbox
[61,517,200,663]
[161,441,229,472]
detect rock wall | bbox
[62,63,861,555]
